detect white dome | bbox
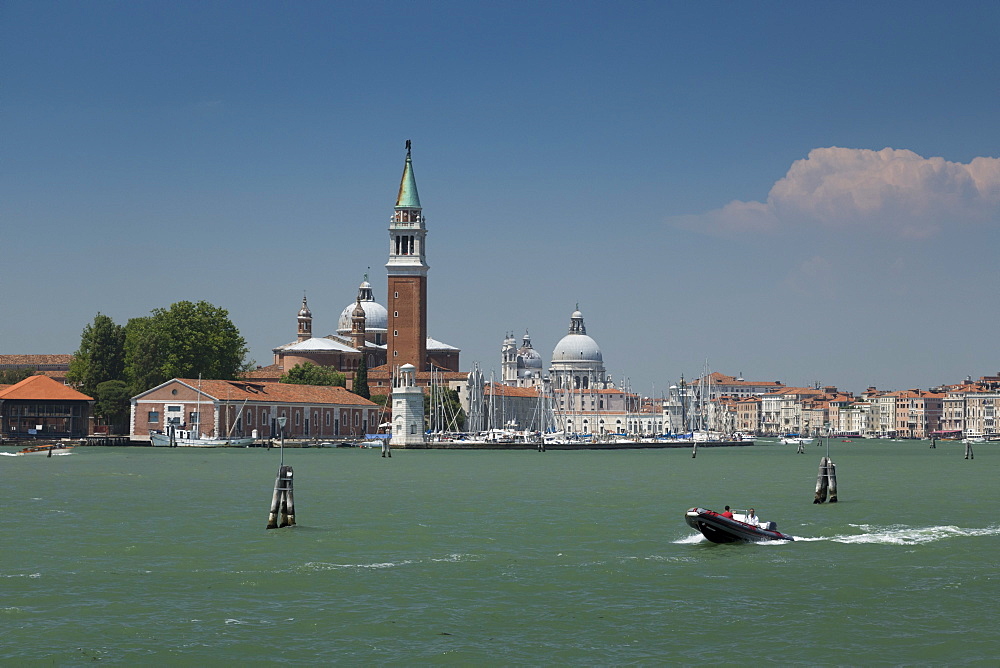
[337,300,388,334]
[552,333,602,362]
[518,347,543,369]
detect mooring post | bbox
[965,441,974,460]
[813,456,830,503]
[930,438,936,449]
[796,441,805,454]
[691,440,698,459]
[381,438,391,457]
[266,465,296,529]
[266,467,283,529]
[827,460,838,503]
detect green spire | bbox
[395,139,421,209]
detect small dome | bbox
[298,295,312,318]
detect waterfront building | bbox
[130,378,380,442]
[893,390,944,439]
[734,396,761,434]
[0,374,93,439]
[963,391,998,438]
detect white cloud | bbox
[675,147,1000,238]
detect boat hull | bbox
[16,444,75,456]
[149,433,255,447]
[685,507,793,543]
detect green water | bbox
[2,442,998,665]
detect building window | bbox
[246,410,252,425]
[394,291,399,298]
[355,412,360,425]
[148,411,159,423]
[394,330,398,336]
[326,412,331,426]
[295,412,301,426]
[394,311,398,317]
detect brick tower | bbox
[386,140,428,369]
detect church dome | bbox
[551,307,602,362]
[338,300,387,333]
[552,333,603,362]
[338,278,388,334]
[517,332,543,370]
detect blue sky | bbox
[3,1,999,396]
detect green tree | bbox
[94,380,130,432]
[353,355,370,399]
[124,301,250,395]
[280,362,345,387]
[67,313,126,397]
[0,368,36,384]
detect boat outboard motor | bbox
[762,521,778,531]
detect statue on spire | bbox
[405,139,411,154]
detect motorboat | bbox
[684,507,794,543]
[15,443,75,456]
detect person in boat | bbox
[745,508,760,526]
[721,506,734,519]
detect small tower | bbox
[386,140,429,370]
[501,332,517,384]
[297,294,312,342]
[390,363,425,447]
[351,296,367,351]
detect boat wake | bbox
[794,524,1000,545]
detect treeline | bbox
[66,300,375,433]
[67,301,251,431]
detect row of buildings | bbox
[675,372,1000,439]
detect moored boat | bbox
[684,506,794,543]
[149,431,255,447]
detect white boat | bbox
[150,430,255,447]
[779,436,815,445]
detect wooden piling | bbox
[965,441,974,460]
[813,456,830,504]
[691,441,698,458]
[266,465,295,529]
[930,438,936,449]
[382,440,392,457]
[827,461,838,503]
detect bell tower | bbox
[386,140,428,369]
[297,293,312,342]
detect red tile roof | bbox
[169,379,378,406]
[0,375,93,401]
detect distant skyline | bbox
[3,1,998,395]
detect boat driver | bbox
[745,508,760,526]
